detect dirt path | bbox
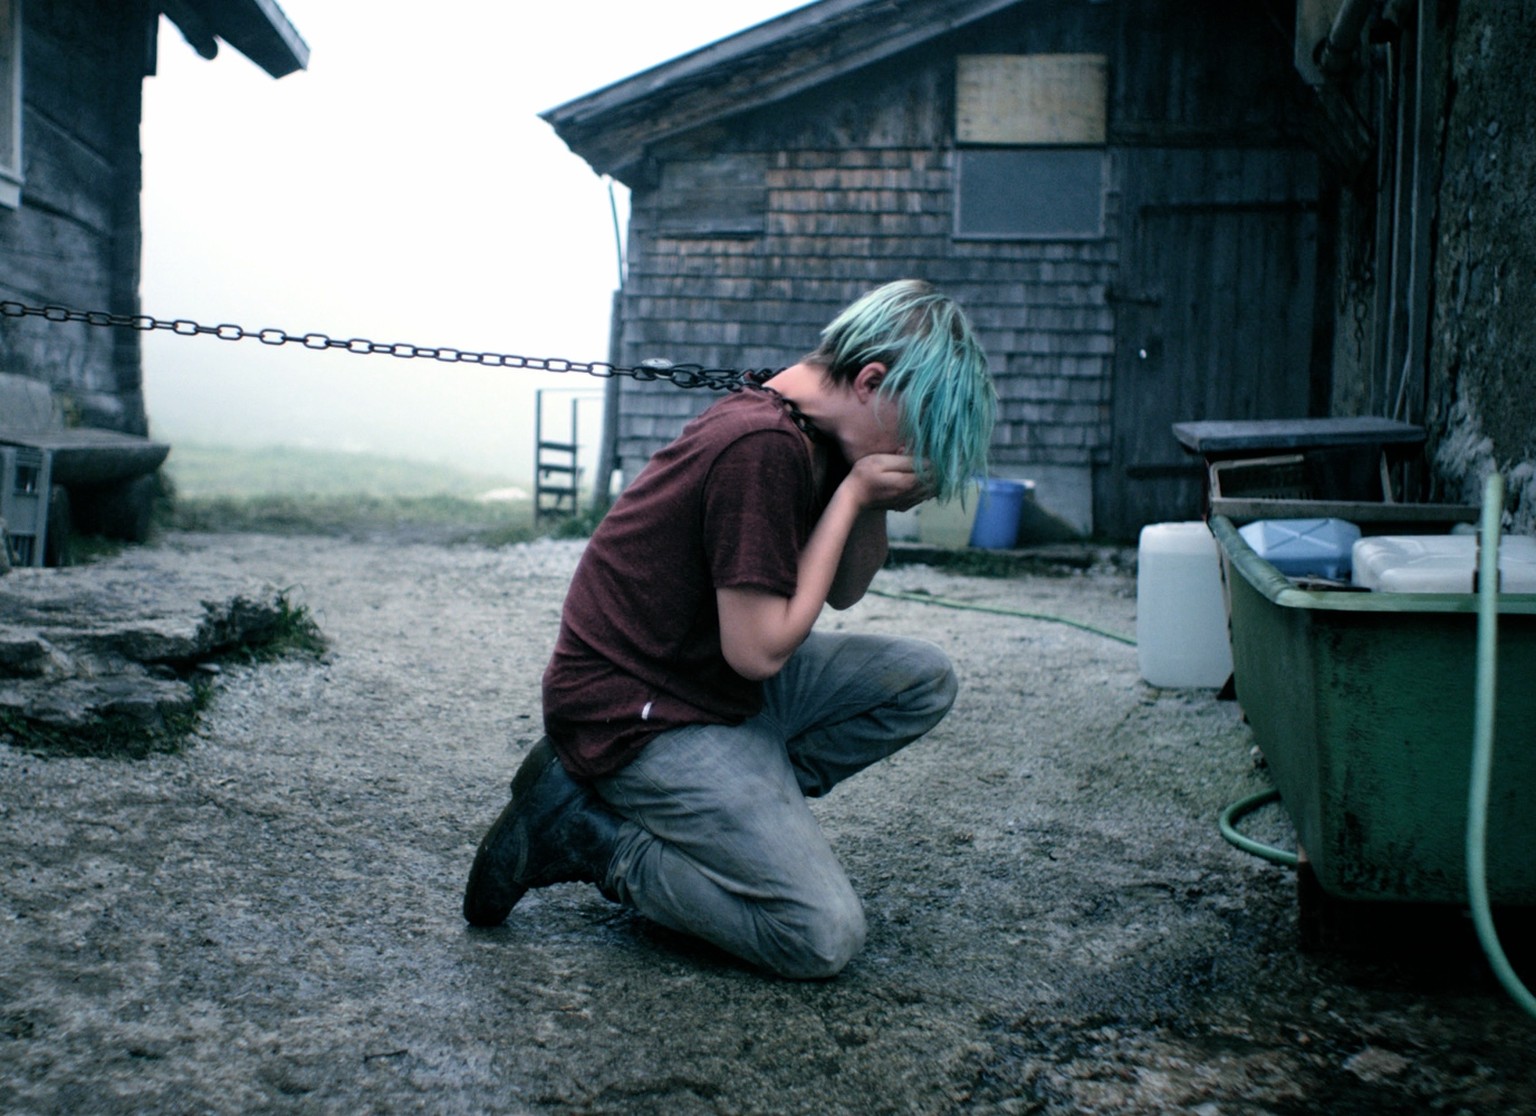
[1,531,1531,1114]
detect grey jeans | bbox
[592,631,957,979]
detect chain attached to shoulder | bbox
[739,368,831,445]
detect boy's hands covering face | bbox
[846,453,932,512]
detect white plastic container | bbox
[1137,522,1233,688]
[1238,517,1360,580]
[912,479,982,548]
[1351,534,1536,593]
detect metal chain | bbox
[0,298,762,392]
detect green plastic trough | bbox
[1211,514,1536,906]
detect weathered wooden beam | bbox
[162,0,219,61]
[179,0,309,77]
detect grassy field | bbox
[157,443,593,543]
[163,443,527,500]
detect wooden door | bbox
[1097,148,1321,538]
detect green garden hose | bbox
[865,588,1137,646]
[1469,473,1536,1019]
[1218,788,1298,867]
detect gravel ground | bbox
[1,529,1532,1114]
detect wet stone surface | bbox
[0,548,303,746]
[0,530,1532,1114]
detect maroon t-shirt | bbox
[542,389,838,779]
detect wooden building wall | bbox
[0,0,152,434]
[607,1,1318,538]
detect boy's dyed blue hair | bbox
[808,279,995,502]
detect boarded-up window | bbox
[0,0,19,209]
[954,55,1106,239]
[957,55,1107,145]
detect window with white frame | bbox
[0,0,19,210]
[0,0,19,209]
[954,54,1107,240]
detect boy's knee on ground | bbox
[763,892,867,980]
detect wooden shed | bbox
[0,0,304,563]
[544,0,1323,541]
[0,0,305,434]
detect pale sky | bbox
[140,0,805,484]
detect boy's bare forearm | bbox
[827,509,888,609]
[717,456,925,679]
[717,483,865,679]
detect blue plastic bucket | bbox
[968,479,1028,549]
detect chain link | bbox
[0,299,762,393]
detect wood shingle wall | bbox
[0,0,151,434]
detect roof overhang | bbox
[541,0,1024,184]
[163,0,309,78]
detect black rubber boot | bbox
[462,737,624,927]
